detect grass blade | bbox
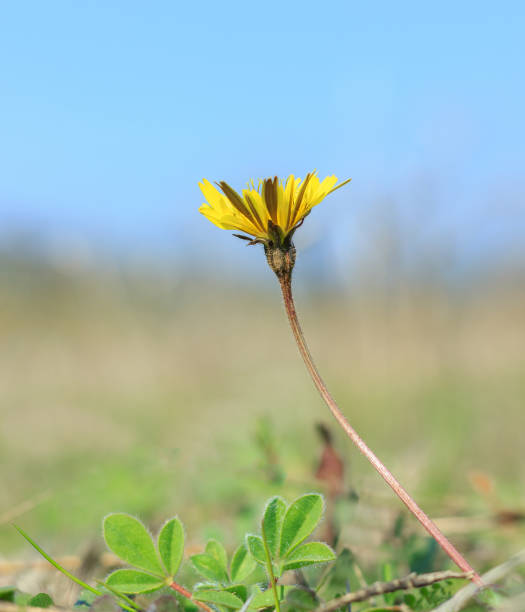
[13,524,101,596]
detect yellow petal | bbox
[290,172,315,226]
[215,213,262,236]
[283,175,297,230]
[317,175,338,196]
[276,179,288,229]
[327,177,352,195]
[198,172,350,242]
[243,188,268,232]
[243,189,269,227]
[199,204,231,229]
[262,177,279,224]
[199,179,230,212]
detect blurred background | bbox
[1,0,524,600]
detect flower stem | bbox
[278,276,482,586]
[169,582,214,612]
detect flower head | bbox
[198,172,351,248]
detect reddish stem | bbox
[279,277,482,586]
[169,582,214,612]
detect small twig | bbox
[430,549,525,612]
[365,607,410,612]
[312,570,472,612]
[169,581,214,612]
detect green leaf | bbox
[318,548,357,598]
[249,586,290,609]
[158,518,185,577]
[285,588,319,610]
[230,543,257,582]
[224,585,247,602]
[28,593,54,608]
[190,553,229,583]
[279,494,324,557]
[103,514,164,576]
[192,589,243,608]
[105,569,165,594]
[282,542,335,570]
[246,535,266,565]
[262,496,286,559]
[205,539,228,573]
[0,587,16,602]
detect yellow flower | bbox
[198,172,351,246]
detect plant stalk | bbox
[278,276,481,585]
[313,570,473,612]
[262,535,281,612]
[169,582,214,612]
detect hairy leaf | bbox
[262,497,286,559]
[105,569,164,594]
[285,588,319,610]
[224,585,247,602]
[282,542,335,570]
[190,553,229,583]
[246,535,266,565]
[103,514,164,576]
[230,543,257,582]
[158,518,184,577]
[193,589,243,608]
[279,494,324,557]
[205,539,228,573]
[249,586,290,609]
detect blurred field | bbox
[1,252,525,592]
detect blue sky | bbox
[1,1,524,275]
